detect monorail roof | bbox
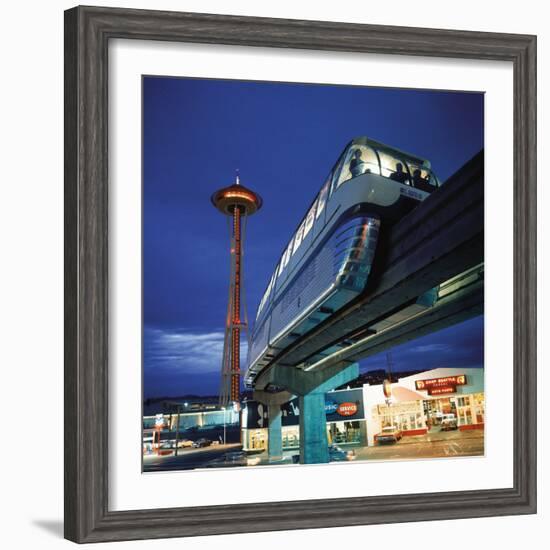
[350,136,431,168]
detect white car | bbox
[440,414,458,430]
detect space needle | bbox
[211,172,262,406]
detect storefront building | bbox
[241,388,367,451]
[143,405,240,452]
[150,368,484,453]
[143,407,239,431]
[363,367,484,446]
[242,368,484,452]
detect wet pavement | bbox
[143,443,242,472]
[355,429,484,461]
[142,429,484,471]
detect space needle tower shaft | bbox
[211,173,262,406]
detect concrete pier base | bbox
[254,390,294,463]
[267,404,283,462]
[299,392,329,464]
[255,361,359,465]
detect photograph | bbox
[141,76,485,472]
[0,0,541,546]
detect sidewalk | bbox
[254,450,296,466]
[251,428,484,465]
[395,428,484,446]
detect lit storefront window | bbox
[473,392,485,424]
[374,401,426,432]
[249,430,267,450]
[328,421,362,445]
[282,427,300,449]
[454,392,485,426]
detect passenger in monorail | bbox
[349,149,367,177]
[412,168,433,192]
[389,162,409,183]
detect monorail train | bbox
[244,137,440,388]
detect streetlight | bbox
[221,406,226,445]
[174,404,181,457]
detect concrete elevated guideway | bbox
[252,150,484,464]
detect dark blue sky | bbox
[143,76,484,398]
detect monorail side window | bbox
[303,199,317,237]
[257,273,275,317]
[292,221,306,255]
[280,241,293,273]
[329,148,350,195]
[377,150,411,185]
[277,255,286,277]
[335,145,380,188]
[316,180,330,219]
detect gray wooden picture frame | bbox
[64,5,537,544]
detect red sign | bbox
[415,375,467,392]
[337,402,358,416]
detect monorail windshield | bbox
[333,138,439,192]
[254,137,439,321]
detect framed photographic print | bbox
[64,5,537,543]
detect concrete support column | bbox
[299,392,329,464]
[256,362,359,465]
[267,404,283,462]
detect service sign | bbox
[415,375,467,392]
[336,402,358,416]
[243,388,365,428]
[325,389,364,422]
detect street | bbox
[143,429,483,471]
[143,443,242,472]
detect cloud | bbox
[144,326,248,376]
[410,343,450,353]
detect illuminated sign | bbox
[326,390,364,422]
[415,375,467,392]
[154,414,165,428]
[429,386,456,396]
[337,402,358,416]
[244,389,364,428]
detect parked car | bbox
[374,426,403,444]
[329,445,356,461]
[192,438,213,448]
[440,413,458,431]
[160,438,194,449]
[290,445,356,463]
[172,439,193,448]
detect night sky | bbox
[143,77,484,398]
